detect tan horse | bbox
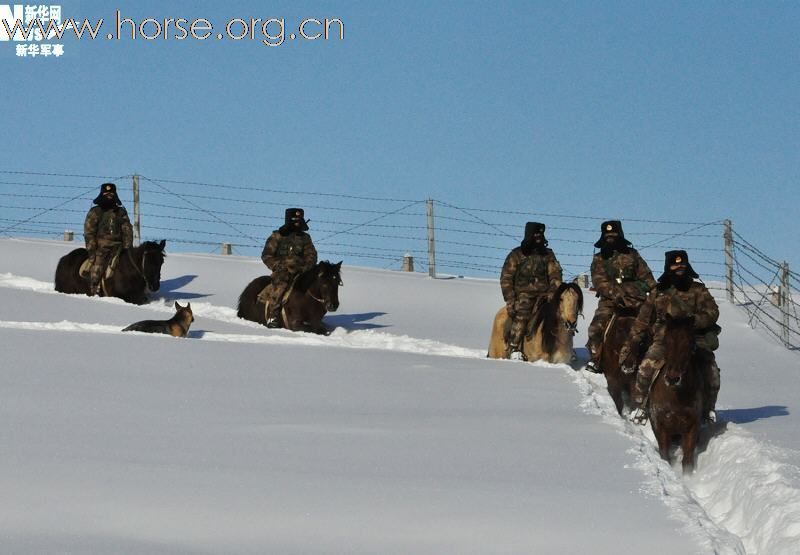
[487,282,583,363]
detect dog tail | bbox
[122,320,170,334]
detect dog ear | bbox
[174,301,180,310]
[187,302,191,310]
[159,239,166,250]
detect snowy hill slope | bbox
[1,238,799,554]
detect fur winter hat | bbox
[283,208,309,232]
[524,222,545,241]
[93,182,121,206]
[659,250,699,280]
[594,220,632,249]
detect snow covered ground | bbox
[1,237,799,554]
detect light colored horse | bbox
[487,282,583,364]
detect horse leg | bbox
[309,319,331,336]
[654,423,672,464]
[681,423,699,474]
[487,308,508,358]
[605,376,625,416]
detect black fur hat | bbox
[93,182,121,206]
[594,219,631,249]
[521,221,548,253]
[659,250,699,281]
[283,207,309,232]
[524,222,545,241]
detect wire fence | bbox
[0,169,796,349]
[729,229,799,350]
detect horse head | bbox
[556,282,583,336]
[316,260,343,312]
[139,239,166,292]
[661,315,696,388]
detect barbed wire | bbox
[1,168,796,350]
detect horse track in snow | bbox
[2,272,800,554]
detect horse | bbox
[237,261,342,335]
[647,316,705,474]
[487,282,583,364]
[601,306,642,415]
[54,240,166,305]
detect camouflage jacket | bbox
[84,206,133,251]
[590,248,656,304]
[500,247,562,303]
[629,281,720,347]
[261,230,318,275]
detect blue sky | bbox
[1,1,798,278]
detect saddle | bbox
[502,315,540,343]
[79,249,122,280]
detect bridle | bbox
[127,246,161,291]
[307,271,342,305]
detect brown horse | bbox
[487,282,583,364]
[601,307,642,415]
[237,261,342,335]
[647,316,705,474]
[54,240,166,305]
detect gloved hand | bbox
[506,301,516,320]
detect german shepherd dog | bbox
[122,302,194,337]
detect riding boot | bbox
[584,339,602,373]
[506,344,526,361]
[703,389,719,423]
[632,374,649,408]
[266,304,282,329]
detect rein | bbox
[307,290,326,304]
[126,247,158,290]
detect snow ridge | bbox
[4,269,800,553]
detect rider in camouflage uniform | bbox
[84,182,133,296]
[620,250,721,422]
[585,220,656,373]
[500,222,563,361]
[260,208,318,328]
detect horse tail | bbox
[237,276,271,323]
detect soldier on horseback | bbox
[260,208,318,328]
[585,220,656,373]
[620,250,721,422]
[83,182,133,296]
[500,222,563,361]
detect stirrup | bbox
[585,360,602,374]
[631,407,649,425]
[266,317,281,329]
[509,350,526,362]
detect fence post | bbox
[402,253,414,272]
[724,219,734,303]
[63,230,74,241]
[781,262,790,347]
[221,243,232,255]
[132,174,141,246]
[426,199,436,278]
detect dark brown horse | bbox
[237,261,342,335]
[54,240,166,305]
[647,316,705,474]
[601,307,641,415]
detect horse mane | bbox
[662,317,695,372]
[293,261,337,293]
[530,282,583,356]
